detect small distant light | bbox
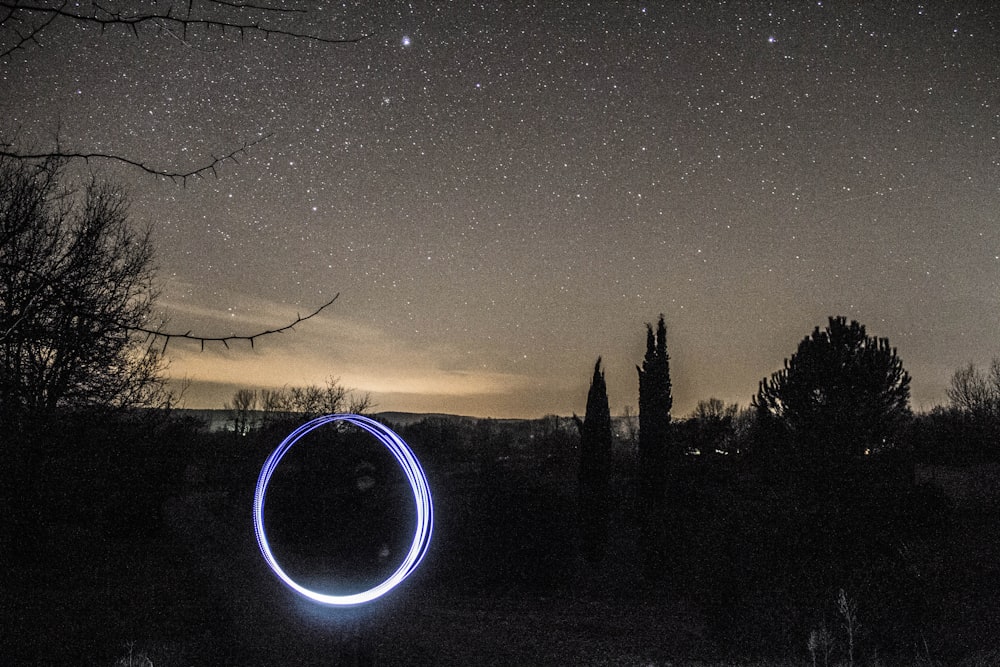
[401,35,412,47]
[768,36,777,44]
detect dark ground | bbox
[2,452,702,666]
[4,418,1000,666]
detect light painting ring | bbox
[253,414,433,606]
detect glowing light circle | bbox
[253,414,433,607]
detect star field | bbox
[2,1,999,417]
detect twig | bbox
[0,134,272,184]
[1,1,371,58]
[139,294,339,353]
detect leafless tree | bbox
[2,3,361,430]
[259,387,285,414]
[946,359,1000,420]
[689,397,741,455]
[225,387,259,435]
[1,154,336,430]
[0,154,166,428]
[281,376,372,421]
[692,397,738,423]
[837,588,859,667]
[228,375,372,432]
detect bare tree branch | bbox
[1,1,372,59]
[1,247,338,353]
[1,133,272,184]
[139,293,339,353]
[0,0,62,57]
[190,0,306,15]
[2,2,372,178]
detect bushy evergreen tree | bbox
[578,357,612,563]
[753,316,911,462]
[636,314,673,576]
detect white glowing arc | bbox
[253,414,433,606]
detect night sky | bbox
[3,2,999,418]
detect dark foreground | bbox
[4,416,1000,665]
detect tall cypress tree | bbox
[636,314,672,577]
[578,357,612,563]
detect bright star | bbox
[401,35,412,47]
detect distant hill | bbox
[173,408,231,431]
[373,411,477,426]
[169,409,636,435]
[170,408,492,432]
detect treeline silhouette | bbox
[399,314,999,663]
[5,314,1000,664]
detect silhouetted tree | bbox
[226,388,259,436]
[620,404,639,452]
[1,155,338,433]
[692,397,736,422]
[576,357,612,563]
[909,359,1000,464]
[745,397,792,473]
[753,316,911,463]
[947,359,1000,421]
[0,156,168,431]
[690,397,739,456]
[226,376,372,433]
[636,314,673,576]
